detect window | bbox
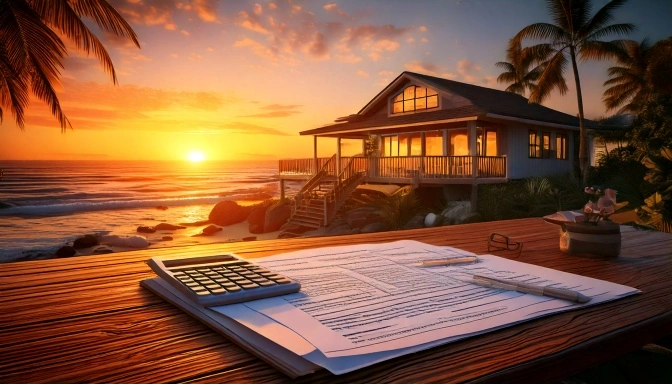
[425,131,443,156]
[384,133,423,156]
[542,132,551,158]
[450,130,469,156]
[529,130,541,158]
[392,85,439,114]
[556,133,568,160]
[477,127,498,156]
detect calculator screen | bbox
[162,254,237,268]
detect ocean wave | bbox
[0,191,279,217]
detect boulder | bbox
[209,200,253,226]
[242,236,257,241]
[93,247,114,254]
[277,222,312,238]
[161,236,173,241]
[247,204,270,233]
[155,205,168,210]
[264,200,291,232]
[346,206,383,229]
[154,223,186,231]
[137,226,156,234]
[55,246,77,257]
[361,222,390,233]
[424,213,442,227]
[100,235,150,248]
[72,234,99,249]
[200,224,222,236]
[403,213,426,230]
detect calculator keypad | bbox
[169,261,292,296]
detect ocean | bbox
[0,160,300,262]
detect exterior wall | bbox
[505,124,575,179]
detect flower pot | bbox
[559,221,621,258]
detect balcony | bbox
[279,155,507,185]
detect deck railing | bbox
[280,155,506,180]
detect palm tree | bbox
[495,41,543,97]
[0,0,139,131]
[509,0,635,182]
[602,39,651,113]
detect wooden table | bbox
[2,218,671,383]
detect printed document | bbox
[213,240,639,373]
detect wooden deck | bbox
[278,155,507,184]
[1,218,672,383]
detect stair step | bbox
[289,218,322,228]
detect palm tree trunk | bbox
[570,46,589,183]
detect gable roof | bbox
[301,71,596,136]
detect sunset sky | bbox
[1,0,671,161]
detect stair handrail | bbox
[292,154,336,217]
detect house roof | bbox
[301,71,597,137]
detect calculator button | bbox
[240,283,259,289]
[258,281,276,287]
[204,283,220,289]
[273,277,292,284]
[250,277,268,282]
[185,282,200,287]
[210,288,226,294]
[225,286,242,292]
[195,290,210,296]
[260,272,278,278]
[229,276,246,282]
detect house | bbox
[278,71,596,228]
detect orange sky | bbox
[1,0,671,161]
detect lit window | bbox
[529,130,541,158]
[556,133,568,160]
[542,132,551,158]
[392,85,439,114]
[425,131,443,156]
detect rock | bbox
[209,200,253,226]
[249,223,264,234]
[100,235,150,248]
[361,222,390,233]
[277,222,313,238]
[264,200,291,232]
[326,222,353,236]
[242,236,257,241]
[346,206,383,229]
[92,247,114,254]
[424,213,441,227]
[441,201,472,225]
[162,236,173,241]
[200,224,222,236]
[155,205,168,210]
[55,246,77,257]
[247,203,270,233]
[137,226,156,233]
[72,234,99,249]
[153,223,186,231]
[403,213,426,230]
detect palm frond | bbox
[579,40,623,61]
[530,51,569,104]
[29,53,72,131]
[586,23,637,41]
[511,23,566,46]
[32,0,123,83]
[582,0,631,36]
[66,0,139,47]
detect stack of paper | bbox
[142,240,639,377]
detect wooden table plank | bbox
[1,218,671,383]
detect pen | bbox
[418,256,479,267]
[471,274,592,304]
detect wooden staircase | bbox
[289,155,366,229]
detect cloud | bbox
[110,0,219,31]
[232,3,412,64]
[239,103,302,118]
[192,0,218,22]
[419,25,428,32]
[356,70,369,78]
[404,61,440,75]
[217,122,292,136]
[21,78,233,130]
[457,59,482,83]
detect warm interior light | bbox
[187,151,205,162]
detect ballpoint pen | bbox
[471,274,592,303]
[417,256,480,267]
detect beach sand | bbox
[75,221,282,257]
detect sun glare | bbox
[187,151,206,163]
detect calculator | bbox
[147,254,301,307]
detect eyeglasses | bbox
[488,232,523,257]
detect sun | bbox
[187,151,206,163]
